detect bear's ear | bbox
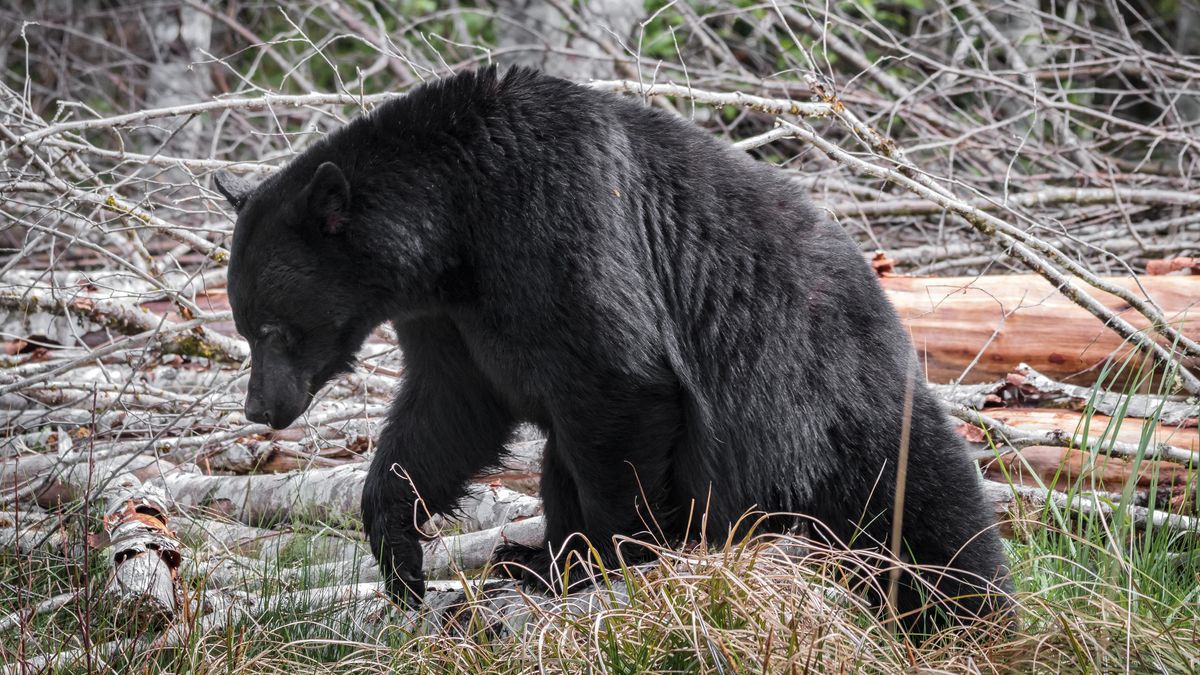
[305,162,351,236]
[213,170,257,213]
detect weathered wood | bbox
[153,465,542,532]
[881,275,1200,385]
[294,516,548,586]
[12,274,1191,397]
[968,408,1198,454]
[0,509,68,554]
[483,439,545,494]
[0,580,467,674]
[981,479,1200,538]
[1,453,180,509]
[191,437,363,474]
[152,464,366,527]
[953,405,1198,466]
[425,516,545,578]
[1,453,187,627]
[933,363,1198,425]
[981,446,1196,512]
[0,591,77,634]
[1005,364,1197,425]
[425,483,543,535]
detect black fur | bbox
[221,67,1011,632]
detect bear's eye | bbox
[261,323,302,351]
[257,324,282,341]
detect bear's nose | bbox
[245,397,271,426]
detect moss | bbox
[162,332,229,363]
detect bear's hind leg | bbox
[890,428,1013,634]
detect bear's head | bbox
[215,162,389,429]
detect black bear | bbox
[216,67,1010,632]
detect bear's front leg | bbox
[362,505,425,606]
[361,316,515,608]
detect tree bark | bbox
[92,484,182,629]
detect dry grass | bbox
[5,501,1198,673]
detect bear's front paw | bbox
[384,560,426,610]
[368,518,427,609]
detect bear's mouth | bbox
[310,359,358,396]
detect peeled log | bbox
[981,480,1199,538]
[1,453,178,509]
[424,516,545,579]
[0,453,187,628]
[311,516,547,585]
[152,464,366,527]
[881,275,1200,385]
[966,408,1199,454]
[982,446,1196,511]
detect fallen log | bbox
[152,464,542,532]
[10,274,1193,394]
[981,480,1200,538]
[0,591,78,635]
[1,454,187,628]
[0,578,457,675]
[0,286,247,364]
[152,464,365,527]
[881,275,1200,385]
[971,408,1198,454]
[483,439,544,494]
[1002,364,1197,425]
[90,484,183,628]
[982,446,1196,513]
[1,452,180,509]
[290,516,547,587]
[951,406,1198,466]
[0,509,68,554]
[191,437,363,474]
[933,363,1198,426]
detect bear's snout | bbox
[244,390,307,429]
[244,374,309,429]
[243,338,312,429]
[244,394,274,427]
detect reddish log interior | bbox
[883,275,1200,385]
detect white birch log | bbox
[1,454,187,626]
[0,591,77,634]
[0,509,67,554]
[152,464,542,532]
[151,464,366,527]
[295,515,548,586]
[94,483,182,628]
[1008,363,1197,426]
[1,452,181,509]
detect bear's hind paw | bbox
[490,542,556,591]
